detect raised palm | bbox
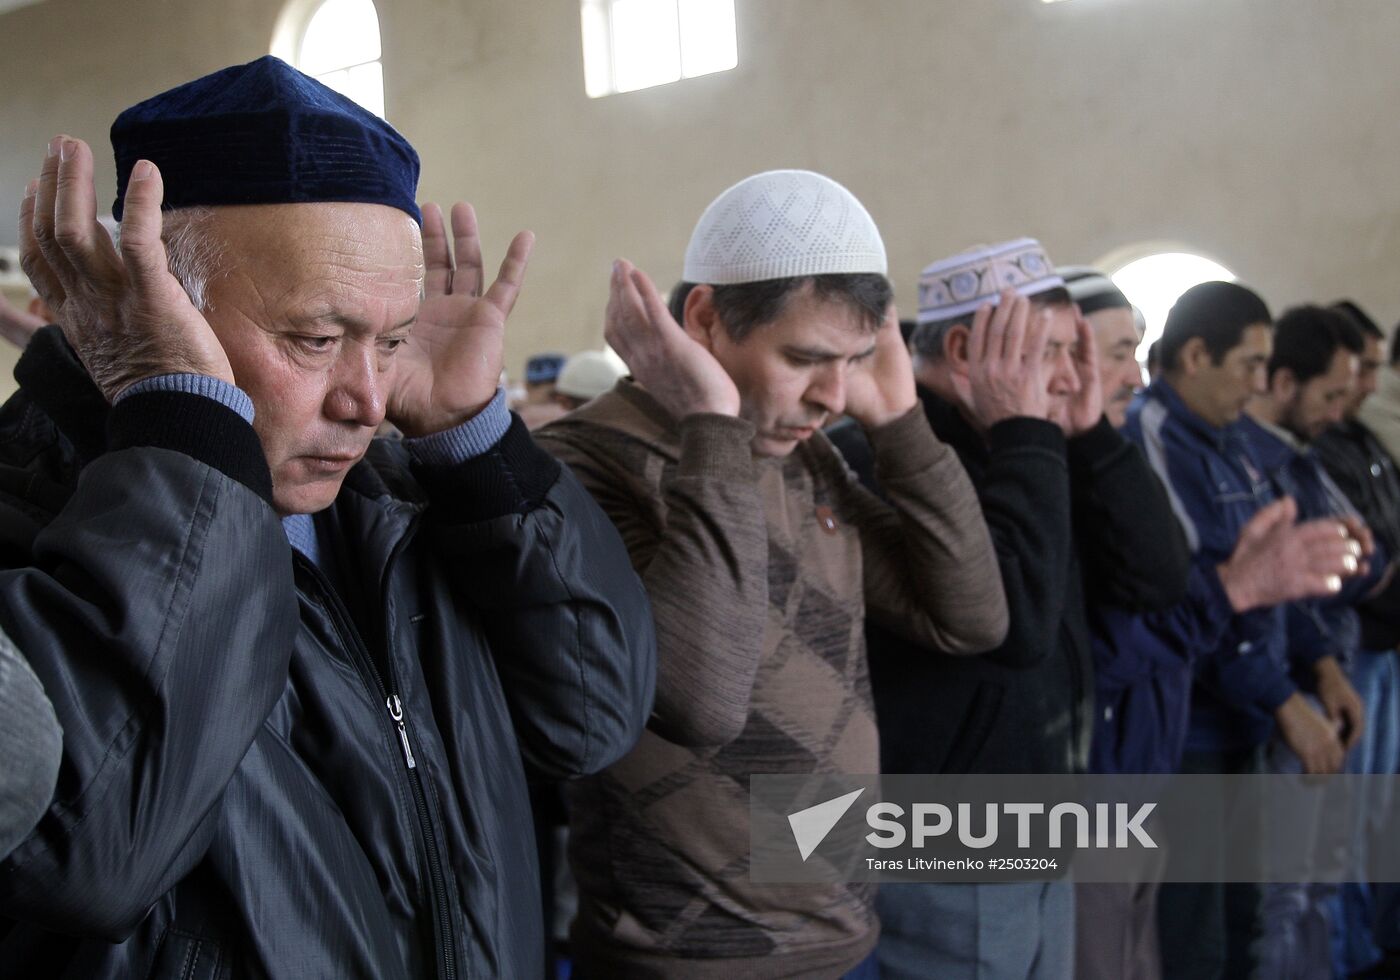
[388,202,534,437]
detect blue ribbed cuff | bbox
[405,387,510,468]
[118,374,254,425]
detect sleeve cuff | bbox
[676,414,756,479]
[413,412,562,523]
[404,387,510,468]
[867,405,948,478]
[1257,674,1299,714]
[107,390,273,504]
[117,373,254,425]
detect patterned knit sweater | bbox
[536,381,1005,979]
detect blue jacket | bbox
[1088,562,1239,773]
[1122,380,1293,753]
[1236,415,1386,687]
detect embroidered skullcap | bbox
[111,56,420,223]
[917,238,1063,325]
[525,353,566,385]
[556,351,626,401]
[1059,266,1132,316]
[682,170,887,285]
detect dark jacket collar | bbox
[14,326,111,465]
[916,383,986,464]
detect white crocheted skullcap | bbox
[682,169,888,285]
[556,350,626,401]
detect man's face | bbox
[1087,306,1144,428]
[1041,303,1083,433]
[202,203,424,515]
[1187,323,1272,428]
[1346,334,1383,418]
[1281,347,1359,443]
[705,283,877,457]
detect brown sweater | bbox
[537,381,1006,979]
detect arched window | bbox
[274,0,385,118]
[1109,251,1237,362]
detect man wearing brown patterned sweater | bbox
[537,170,1008,979]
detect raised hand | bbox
[1217,498,1369,611]
[1064,308,1104,435]
[845,303,918,429]
[603,260,739,419]
[388,202,533,437]
[949,289,1051,429]
[20,135,232,401]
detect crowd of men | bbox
[1,55,1398,980]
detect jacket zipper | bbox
[297,554,459,980]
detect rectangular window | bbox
[581,0,737,98]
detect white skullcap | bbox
[556,350,627,401]
[682,169,887,285]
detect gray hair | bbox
[113,207,225,312]
[161,209,224,312]
[909,316,963,363]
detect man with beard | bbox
[1240,304,1387,980]
[1063,270,1364,980]
[1127,282,1373,979]
[1313,302,1400,976]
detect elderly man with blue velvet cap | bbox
[0,56,655,978]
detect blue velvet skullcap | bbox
[525,353,566,385]
[111,56,420,224]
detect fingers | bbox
[450,202,483,298]
[19,178,66,311]
[984,289,1017,363]
[631,265,676,335]
[480,229,534,320]
[1237,497,1292,547]
[421,203,453,296]
[1340,515,1375,558]
[1001,293,1030,365]
[603,260,637,361]
[117,160,176,294]
[31,137,79,292]
[967,301,993,366]
[53,138,117,276]
[1022,296,1052,368]
[1073,309,1098,365]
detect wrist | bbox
[1218,560,1257,613]
[856,399,916,429]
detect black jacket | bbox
[829,388,1187,774]
[0,329,656,978]
[1314,418,1400,651]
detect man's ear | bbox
[682,284,723,353]
[944,323,972,375]
[1180,336,1210,377]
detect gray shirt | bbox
[0,628,62,860]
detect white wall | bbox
[1,0,1397,394]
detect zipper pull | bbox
[386,694,417,769]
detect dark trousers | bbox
[1156,745,1265,980]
